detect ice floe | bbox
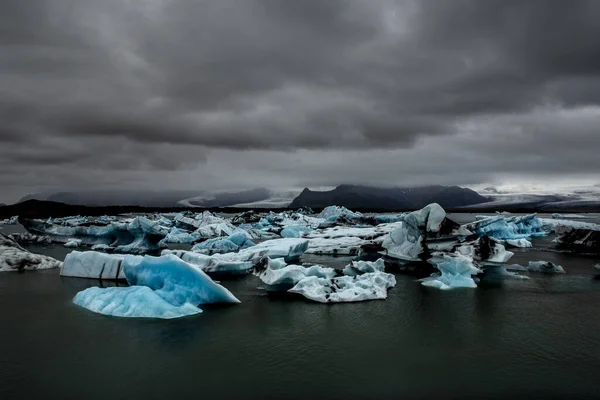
[0,233,62,272]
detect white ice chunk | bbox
[61,251,126,280]
[527,261,565,274]
[343,259,386,276]
[243,238,309,260]
[64,239,82,248]
[288,272,396,303]
[0,233,62,272]
[73,286,201,319]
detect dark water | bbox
[2,217,600,399]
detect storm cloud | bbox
[2,0,600,202]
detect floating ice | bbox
[253,258,337,290]
[318,206,362,221]
[73,286,201,319]
[280,226,312,238]
[288,272,396,303]
[303,223,403,256]
[253,257,396,302]
[454,236,514,264]
[551,213,589,219]
[191,233,255,255]
[245,238,309,261]
[505,239,532,248]
[550,223,600,251]
[61,251,126,280]
[420,253,481,290]
[342,259,386,276]
[165,249,259,276]
[527,261,565,274]
[466,214,546,240]
[22,216,170,254]
[91,244,113,251]
[381,204,466,261]
[159,227,200,245]
[0,216,18,225]
[123,254,240,305]
[64,239,82,248]
[0,233,62,272]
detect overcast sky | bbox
[2,0,600,203]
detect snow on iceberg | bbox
[123,254,240,305]
[527,261,565,274]
[61,251,126,280]
[73,286,201,319]
[318,205,362,221]
[0,233,62,272]
[420,252,481,290]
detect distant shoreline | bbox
[1,199,599,220]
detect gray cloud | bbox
[2,0,600,202]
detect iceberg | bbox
[420,252,481,290]
[595,264,600,273]
[73,286,201,319]
[288,272,396,303]
[163,249,266,276]
[159,227,200,245]
[551,213,589,219]
[551,223,600,251]
[91,244,113,251]
[381,204,468,261]
[253,257,396,302]
[466,214,546,240]
[505,238,532,248]
[244,238,309,261]
[123,254,240,305]
[190,233,255,255]
[303,222,403,256]
[253,258,337,290]
[0,233,62,272]
[61,251,126,280]
[454,236,514,264]
[280,225,312,238]
[527,261,565,274]
[21,216,170,254]
[0,216,18,225]
[342,259,386,276]
[64,239,82,248]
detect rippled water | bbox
[2,215,600,399]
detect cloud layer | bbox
[2,0,600,202]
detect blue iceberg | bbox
[73,286,201,319]
[190,233,255,255]
[123,254,241,306]
[421,252,481,290]
[280,226,312,238]
[72,254,240,319]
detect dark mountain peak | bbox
[289,184,489,210]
